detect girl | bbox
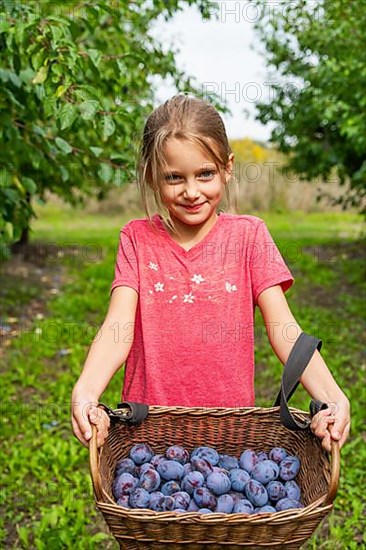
[71,95,350,452]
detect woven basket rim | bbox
[115,405,310,417]
[95,494,333,523]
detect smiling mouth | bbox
[181,202,206,209]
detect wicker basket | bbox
[90,406,340,550]
[89,335,340,549]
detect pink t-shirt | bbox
[111,212,294,408]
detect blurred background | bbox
[0,1,365,549]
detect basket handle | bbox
[324,438,340,505]
[273,332,324,430]
[273,332,340,505]
[89,423,103,502]
[88,401,149,502]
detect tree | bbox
[254,0,366,211]
[0,0,219,252]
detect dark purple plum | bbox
[218,454,239,470]
[151,454,166,469]
[266,481,287,502]
[239,449,259,473]
[228,491,245,504]
[157,460,184,481]
[129,443,153,465]
[251,460,279,484]
[276,498,304,511]
[191,456,213,478]
[284,480,301,501]
[183,462,193,476]
[193,487,217,511]
[171,491,191,510]
[187,499,199,511]
[165,445,190,464]
[257,451,268,462]
[181,471,205,495]
[279,456,300,481]
[115,458,136,476]
[198,508,213,514]
[149,491,165,511]
[244,479,268,507]
[129,488,151,508]
[233,499,254,514]
[112,473,139,499]
[269,447,288,464]
[161,496,175,511]
[215,494,234,513]
[212,466,229,474]
[160,481,181,496]
[116,495,130,508]
[138,462,155,476]
[229,468,250,492]
[191,446,219,466]
[206,471,231,496]
[254,505,276,514]
[140,468,161,492]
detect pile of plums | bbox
[112,444,304,514]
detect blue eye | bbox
[200,170,215,179]
[165,174,181,182]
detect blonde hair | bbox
[137,94,239,234]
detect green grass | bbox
[1,204,365,549]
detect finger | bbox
[329,409,349,441]
[72,400,99,440]
[71,415,90,448]
[88,406,110,426]
[97,414,110,448]
[333,420,351,449]
[73,407,94,442]
[321,431,332,453]
[311,415,335,438]
[338,421,351,448]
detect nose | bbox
[183,178,200,200]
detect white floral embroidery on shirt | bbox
[154,282,164,292]
[148,262,158,271]
[183,291,195,303]
[169,295,178,304]
[191,273,205,285]
[225,282,237,293]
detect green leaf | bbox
[98,163,113,183]
[22,177,37,194]
[9,72,21,88]
[88,49,102,68]
[90,147,103,158]
[55,84,69,98]
[0,21,10,34]
[55,137,73,155]
[102,115,115,141]
[32,65,49,85]
[51,25,63,43]
[79,100,99,120]
[59,103,77,130]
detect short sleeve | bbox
[110,229,139,295]
[250,221,294,304]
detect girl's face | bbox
[159,138,234,235]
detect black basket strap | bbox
[98,401,149,425]
[273,332,326,430]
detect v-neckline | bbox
[153,212,224,257]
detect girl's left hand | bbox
[310,398,351,452]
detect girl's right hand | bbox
[71,391,110,448]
